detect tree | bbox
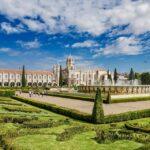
[129,68,135,84]
[59,65,63,87]
[141,72,150,85]
[114,68,118,85]
[135,72,140,80]
[106,91,111,104]
[21,65,26,87]
[107,70,112,84]
[92,88,104,124]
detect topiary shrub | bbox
[92,88,104,124]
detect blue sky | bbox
[0,0,149,72]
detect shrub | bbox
[12,96,150,124]
[0,101,22,106]
[2,105,41,113]
[92,88,104,124]
[111,96,150,103]
[0,90,15,97]
[12,96,92,122]
[56,126,90,141]
[46,92,107,102]
[47,92,95,102]
[95,129,150,144]
[23,119,70,128]
[125,123,150,133]
[95,129,133,143]
[104,109,150,123]
[1,115,32,124]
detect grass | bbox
[0,96,149,150]
[12,133,142,150]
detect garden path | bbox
[17,93,150,115]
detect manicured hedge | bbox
[104,109,150,123]
[0,90,15,97]
[2,105,41,113]
[23,119,70,128]
[111,96,150,103]
[125,123,150,133]
[47,92,95,102]
[56,126,90,141]
[12,96,92,122]
[12,96,150,124]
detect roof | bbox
[0,69,53,75]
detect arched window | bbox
[10,82,15,87]
[16,82,21,86]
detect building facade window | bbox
[5,75,8,78]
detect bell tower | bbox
[66,55,74,70]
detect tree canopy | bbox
[21,65,26,87]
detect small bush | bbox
[95,129,150,144]
[56,126,90,141]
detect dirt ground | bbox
[18,93,150,115]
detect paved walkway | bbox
[17,93,150,115]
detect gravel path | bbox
[18,93,150,115]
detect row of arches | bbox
[0,82,57,87]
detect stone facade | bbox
[78,85,150,94]
[53,56,108,86]
[0,69,54,87]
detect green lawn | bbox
[0,96,149,150]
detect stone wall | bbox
[78,85,150,94]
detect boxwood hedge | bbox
[111,96,150,103]
[104,109,150,123]
[12,96,150,124]
[125,123,150,133]
[0,90,15,97]
[12,96,92,122]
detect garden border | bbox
[12,96,150,124]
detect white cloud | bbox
[0,22,24,34]
[22,19,46,32]
[0,47,20,56]
[17,39,41,49]
[0,0,149,35]
[93,36,142,57]
[72,40,99,48]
